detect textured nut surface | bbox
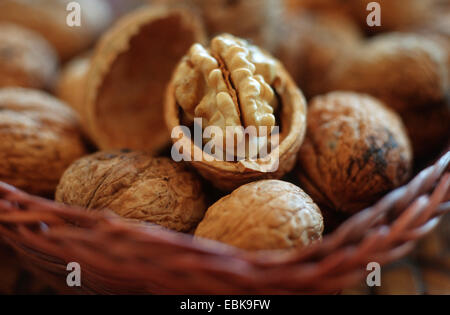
[195,180,324,251]
[0,23,58,89]
[0,0,112,60]
[173,34,278,142]
[166,33,308,191]
[297,92,412,214]
[0,87,86,195]
[276,11,362,98]
[56,151,207,233]
[327,33,448,113]
[154,0,283,52]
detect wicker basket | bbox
[0,150,448,294]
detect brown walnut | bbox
[195,180,324,251]
[0,23,58,89]
[165,34,307,191]
[0,87,87,195]
[0,0,113,60]
[56,151,207,233]
[326,33,448,113]
[297,92,413,214]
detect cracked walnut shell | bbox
[0,23,58,90]
[297,92,413,214]
[0,87,87,195]
[166,34,307,191]
[82,7,206,154]
[195,180,324,251]
[56,151,207,233]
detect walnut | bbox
[347,0,433,34]
[56,54,90,115]
[276,11,362,98]
[154,0,284,52]
[56,151,207,233]
[326,33,449,113]
[0,23,58,89]
[0,87,87,195]
[402,103,450,160]
[82,7,206,155]
[0,0,113,60]
[195,180,323,250]
[166,34,307,191]
[297,92,413,214]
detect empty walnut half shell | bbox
[0,0,113,61]
[165,34,307,191]
[83,7,206,154]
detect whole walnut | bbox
[56,151,207,233]
[0,23,58,89]
[297,92,413,214]
[195,180,324,251]
[0,87,87,195]
[326,33,448,113]
[0,0,113,60]
[276,11,362,99]
[154,0,284,52]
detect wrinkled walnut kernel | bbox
[56,151,207,233]
[297,92,413,214]
[195,180,324,251]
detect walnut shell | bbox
[165,34,307,191]
[154,0,284,52]
[327,33,449,113]
[56,54,90,117]
[347,0,433,33]
[0,23,58,89]
[276,11,362,99]
[56,151,207,233]
[195,180,324,251]
[297,92,413,214]
[0,0,113,60]
[82,7,206,155]
[0,87,87,195]
[402,103,450,160]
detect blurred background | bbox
[0,0,448,294]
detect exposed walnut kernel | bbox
[195,180,324,251]
[56,151,207,233]
[173,34,278,141]
[297,92,413,214]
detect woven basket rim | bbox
[0,150,448,293]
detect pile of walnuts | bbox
[0,0,448,252]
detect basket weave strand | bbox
[0,150,448,294]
